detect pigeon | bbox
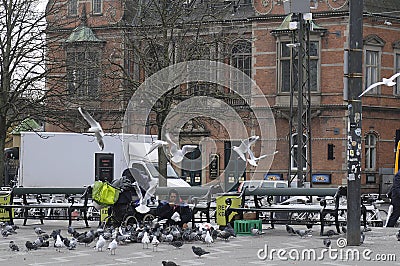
[341,226,347,234]
[192,246,210,258]
[224,223,236,237]
[68,238,77,250]
[170,240,183,248]
[78,107,105,150]
[152,236,160,251]
[247,150,278,167]
[142,231,150,249]
[171,212,181,222]
[9,241,19,251]
[165,132,197,163]
[323,238,331,248]
[145,140,168,156]
[325,229,339,237]
[295,229,312,238]
[107,239,118,255]
[232,135,259,161]
[358,72,400,97]
[34,227,45,235]
[204,231,213,246]
[162,261,179,266]
[2,229,12,238]
[54,234,64,250]
[25,241,38,251]
[250,227,265,236]
[396,230,400,241]
[286,224,296,235]
[217,230,232,241]
[95,235,106,251]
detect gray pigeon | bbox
[162,261,179,266]
[286,224,296,235]
[170,240,183,248]
[396,230,400,241]
[192,246,210,258]
[25,241,38,251]
[9,241,19,251]
[323,238,331,248]
[295,229,311,238]
[34,227,45,235]
[325,229,338,237]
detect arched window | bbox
[365,133,377,170]
[231,40,251,95]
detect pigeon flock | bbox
[1,219,241,264]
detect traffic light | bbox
[95,153,114,183]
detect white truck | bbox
[17,132,190,188]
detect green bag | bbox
[92,181,120,206]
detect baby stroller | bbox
[100,168,157,228]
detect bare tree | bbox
[114,0,255,186]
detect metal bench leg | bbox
[320,211,325,236]
[270,211,274,229]
[83,210,89,227]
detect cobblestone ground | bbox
[0,219,399,266]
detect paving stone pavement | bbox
[0,219,399,266]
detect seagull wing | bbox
[388,72,400,82]
[181,145,197,155]
[78,107,101,130]
[165,132,178,155]
[145,140,167,156]
[358,81,385,97]
[247,149,258,166]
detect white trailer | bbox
[17,132,189,187]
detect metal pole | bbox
[346,0,363,246]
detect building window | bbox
[278,40,319,93]
[66,48,100,98]
[365,133,377,170]
[291,133,307,170]
[68,0,78,16]
[395,53,400,95]
[92,0,102,14]
[365,49,379,94]
[231,40,252,95]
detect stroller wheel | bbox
[142,213,156,224]
[124,215,138,227]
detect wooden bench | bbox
[0,186,94,227]
[224,186,344,236]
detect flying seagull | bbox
[165,132,197,163]
[145,140,168,156]
[247,150,278,167]
[358,72,400,97]
[232,135,259,162]
[134,180,158,214]
[78,107,105,150]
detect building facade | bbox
[45,0,400,193]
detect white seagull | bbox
[232,135,259,161]
[247,150,279,167]
[78,107,105,150]
[133,180,158,214]
[165,132,197,163]
[358,72,400,97]
[145,140,168,156]
[95,235,106,251]
[107,239,117,255]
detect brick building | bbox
[45,0,400,193]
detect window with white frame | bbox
[363,35,385,96]
[291,133,307,170]
[92,0,102,14]
[365,133,377,170]
[365,49,379,94]
[231,40,252,95]
[68,0,78,16]
[278,40,319,93]
[66,48,101,98]
[395,52,400,95]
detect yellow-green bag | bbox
[92,181,120,206]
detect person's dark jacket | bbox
[391,170,400,206]
[156,200,192,225]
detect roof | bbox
[65,25,105,43]
[271,13,326,35]
[11,118,41,135]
